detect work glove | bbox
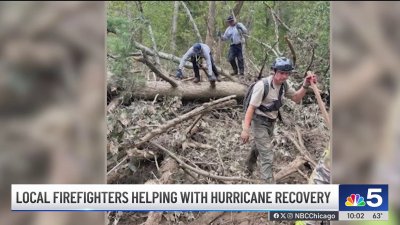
[176,69,183,79]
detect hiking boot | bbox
[239,72,244,76]
[230,71,238,76]
[216,77,221,82]
[245,165,255,177]
[245,158,257,176]
[265,177,276,184]
[245,148,258,176]
[193,77,200,83]
[210,80,216,88]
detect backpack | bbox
[243,78,288,121]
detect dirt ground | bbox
[106,88,329,225]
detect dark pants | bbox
[191,54,219,80]
[228,43,244,74]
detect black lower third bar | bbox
[269,211,339,221]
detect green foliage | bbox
[107,1,330,90]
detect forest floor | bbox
[106,70,330,225]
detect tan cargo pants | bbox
[247,114,275,183]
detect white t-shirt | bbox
[249,76,296,119]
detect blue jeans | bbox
[228,43,244,74]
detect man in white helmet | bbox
[241,57,316,183]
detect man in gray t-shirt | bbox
[240,57,317,183]
[176,43,220,84]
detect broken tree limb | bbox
[184,140,226,174]
[308,71,331,129]
[181,166,202,184]
[134,55,178,87]
[150,141,263,183]
[274,156,307,182]
[132,41,237,81]
[186,114,204,136]
[127,149,159,161]
[284,131,317,168]
[143,157,179,225]
[184,141,214,150]
[285,36,296,67]
[135,96,236,148]
[295,125,307,151]
[188,212,225,225]
[242,34,279,57]
[133,80,247,101]
[180,1,203,43]
[108,96,237,176]
[304,46,315,77]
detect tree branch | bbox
[135,96,236,148]
[264,2,303,43]
[171,1,179,55]
[308,71,331,129]
[150,141,262,183]
[242,34,279,57]
[180,1,203,42]
[134,54,178,87]
[284,131,317,168]
[304,45,315,77]
[285,36,297,67]
[137,1,161,66]
[270,7,282,55]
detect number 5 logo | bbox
[366,188,383,207]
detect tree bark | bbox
[232,1,244,18]
[171,1,179,55]
[137,1,161,66]
[274,156,307,182]
[180,1,203,43]
[309,71,331,129]
[134,55,178,87]
[133,81,246,101]
[205,1,216,48]
[271,6,282,55]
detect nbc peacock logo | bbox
[345,194,366,207]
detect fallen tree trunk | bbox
[133,80,247,101]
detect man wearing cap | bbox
[240,57,317,184]
[176,43,220,84]
[221,15,248,76]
